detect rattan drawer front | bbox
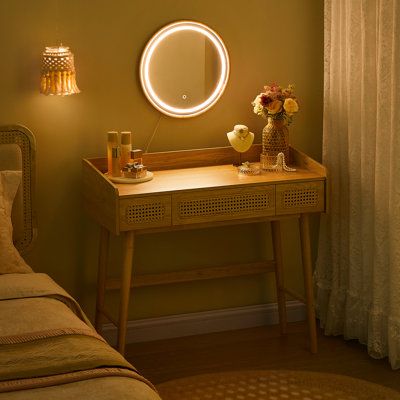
[276,181,325,215]
[172,186,275,225]
[119,196,171,230]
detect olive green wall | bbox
[0,0,323,321]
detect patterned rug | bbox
[157,370,400,400]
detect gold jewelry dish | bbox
[237,161,261,175]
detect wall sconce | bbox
[40,45,80,96]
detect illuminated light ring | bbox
[140,21,230,118]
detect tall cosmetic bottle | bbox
[107,131,119,175]
[120,131,132,168]
[111,146,121,177]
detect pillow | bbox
[0,170,33,274]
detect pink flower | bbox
[260,94,273,106]
[270,84,282,93]
[266,99,283,114]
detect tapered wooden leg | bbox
[271,220,287,335]
[117,231,135,355]
[299,213,318,353]
[95,226,110,333]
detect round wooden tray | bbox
[105,171,154,184]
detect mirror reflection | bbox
[150,30,220,108]
[140,21,230,118]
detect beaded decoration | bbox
[264,152,296,172]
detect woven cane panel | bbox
[0,126,36,254]
[126,203,165,223]
[284,189,318,207]
[179,194,271,216]
[173,186,275,225]
[120,196,171,230]
[276,182,325,215]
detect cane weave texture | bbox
[177,191,274,221]
[125,202,166,224]
[0,125,36,254]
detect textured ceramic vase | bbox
[260,117,289,169]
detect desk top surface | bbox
[114,163,325,197]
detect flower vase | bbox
[260,117,289,169]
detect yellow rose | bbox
[266,99,283,114]
[283,98,299,114]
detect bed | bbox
[0,125,161,399]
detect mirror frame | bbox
[140,20,230,118]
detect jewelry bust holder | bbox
[227,125,254,153]
[227,125,261,175]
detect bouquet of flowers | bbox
[252,84,299,124]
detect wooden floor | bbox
[126,322,400,392]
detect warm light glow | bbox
[140,21,230,118]
[40,46,80,96]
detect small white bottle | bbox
[107,131,119,175]
[120,131,132,168]
[111,146,121,177]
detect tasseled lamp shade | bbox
[40,46,80,96]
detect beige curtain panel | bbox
[315,0,400,368]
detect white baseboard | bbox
[102,301,306,345]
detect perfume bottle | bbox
[107,131,119,175]
[111,146,121,177]
[120,131,132,169]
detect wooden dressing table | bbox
[83,145,327,355]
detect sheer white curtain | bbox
[315,0,400,368]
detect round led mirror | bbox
[140,21,230,118]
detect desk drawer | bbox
[276,181,325,215]
[172,185,275,225]
[119,195,171,230]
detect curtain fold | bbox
[315,0,400,368]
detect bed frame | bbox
[0,125,37,254]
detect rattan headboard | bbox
[0,125,36,254]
